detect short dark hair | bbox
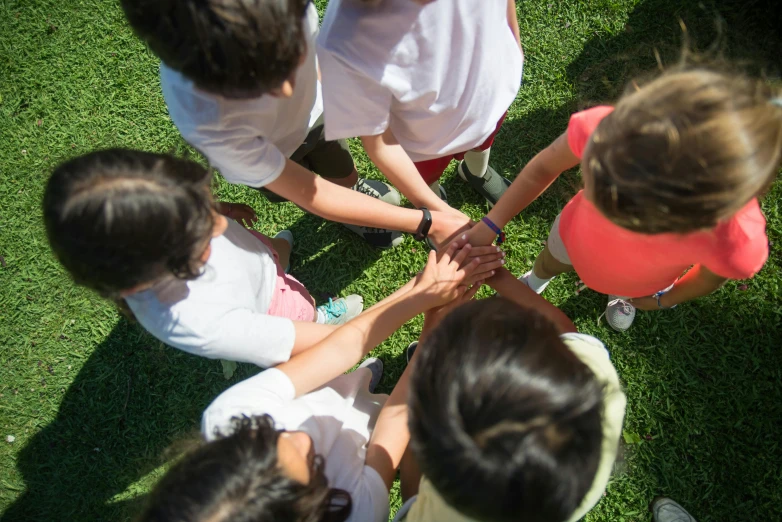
[120,0,310,97]
[586,67,782,234]
[43,149,216,298]
[138,415,351,522]
[409,298,604,522]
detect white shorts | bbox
[546,212,572,265]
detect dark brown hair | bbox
[409,299,604,522]
[585,67,782,234]
[137,415,351,522]
[120,0,310,97]
[43,149,217,299]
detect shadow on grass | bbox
[1,318,257,522]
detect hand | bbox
[628,295,660,311]
[462,219,499,247]
[413,242,480,308]
[423,279,483,333]
[219,202,258,228]
[427,209,473,249]
[446,234,506,281]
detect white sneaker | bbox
[601,295,636,332]
[316,295,364,325]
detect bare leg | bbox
[533,244,575,279]
[269,236,292,273]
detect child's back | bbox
[405,298,626,522]
[318,0,522,164]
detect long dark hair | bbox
[43,149,217,300]
[138,415,352,522]
[409,299,605,522]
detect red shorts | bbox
[413,113,507,185]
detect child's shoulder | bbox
[567,106,615,158]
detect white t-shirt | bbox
[160,3,324,188]
[317,0,523,162]
[202,367,390,522]
[125,219,295,367]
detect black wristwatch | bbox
[414,207,432,241]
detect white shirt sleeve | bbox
[142,307,297,368]
[346,466,391,522]
[189,132,287,189]
[317,49,394,141]
[201,368,295,440]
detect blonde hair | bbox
[585,67,782,234]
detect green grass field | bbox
[1,0,781,520]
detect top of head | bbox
[409,299,604,522]
[120,0,309,97]
[43,149,216,297]
[586,67,782,234]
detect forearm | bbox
[281,288,430,395]
[268,159,423,232]
[365,361,413,489]
[659,265,728,307]
[487,268,577,333]
[362,131,452,212]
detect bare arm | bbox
[265,158,471,246]
[630,265,729,310]
[466,132,579,246]
[486,268,577,333]
[361,129,458,213]
[507,0,523,53]
[277,244,480,396]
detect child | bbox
[317,0,524,210]
[465,67,780,330]
[134,243,498,522]
[43,149,367,368]
[396,297,626,522]
[120,0,472,249]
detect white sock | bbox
[524,269,553,294]
[463,147,491,178]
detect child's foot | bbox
[406,341,418,363]
[358,357,384,393]
[352,178,401,206]
[343,179,403,248]
[316,295,364,325]
[518,270,553,294]
[273,230,294,273]
[341,224,404,249]
[602,295,636,332]
[651,497,697,522]
[457,161,511,207]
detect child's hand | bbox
[629,295,661,311]
[219,202,258,228]
[427,209,473,249]
[438,242,505,282]
[414,242,480,308]
[423,279,483,333]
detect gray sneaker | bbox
[651,498,697,522]
[457,161,511,207]
[602,295,636,332]
[316,295,364,325]
[342,224,404,248]
[345,178,403,248]
[358,357,384,393]
[353,178,401,206]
